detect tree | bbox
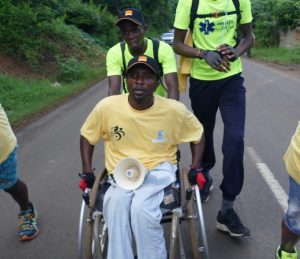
[93,0,140,15]
[274,0,300,31]
[251,0,279,47]
[92,0,177,34]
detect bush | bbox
[0,0,57,67]
[97,6,118,46]
[251,0,279,47]
[57,57,82,82]
[65,3,118,46]
[65,2,102,35]
[92,0,140,15]
[254,19,279,47]
[274,0,300,30]
[290,46,300,63]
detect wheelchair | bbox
[78,166,209,259]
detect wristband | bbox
[79,172,93,178]
[195,49,202,59]
[191,165,202,170]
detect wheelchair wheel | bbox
[79,171,108,259]
[182,169,209,259]
[80,209,108,259]
[92,212,108,258]
[169,209,187,259]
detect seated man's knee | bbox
[104,187,131,212]
[131,199,161,224]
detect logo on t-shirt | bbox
[152,130,167,143]
[111,126,125,141]
[200,20,215,35]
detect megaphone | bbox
[113,157,147,190]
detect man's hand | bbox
[203,50,230,72]
[218,44,238,62]
[188,166,206,189]
[203,50,222,68]
[79,172,95,191]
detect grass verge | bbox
[251,46,300,64]
[0,62,106,128]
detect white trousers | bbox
[103,161,177,259]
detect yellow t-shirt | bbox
[81,94,203,173]
[106,38,177,97]
[284,121,300,184]
[174,0,253,81]
[0,104,17,164]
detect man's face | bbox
[126,65,159,104]
[118,21,145,51]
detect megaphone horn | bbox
[113,158,147,190]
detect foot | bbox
[200,173,213,203]
[18,202,39,241]
[276,246,298,259]
[216,209,250,237]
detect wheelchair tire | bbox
[168,209,181,259]
[182,169,209,259]
[81,208,108,259]
[83,215,94,259]
[92,213,108,259]
[79,170,108,259]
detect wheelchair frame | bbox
[78,168,209,259]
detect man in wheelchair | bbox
[79,55,205,259]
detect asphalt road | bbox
[0,58,300,259]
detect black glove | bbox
[203,50,223,69]
[79,172,95,189]
[188,166,202,185]
[218,44,237,62]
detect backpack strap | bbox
[195,10,239,19]
[232,0,241,24]
[190,0,241,27]
[152,39,163,78]
[151,38,167,92]
[231,0,241,47]
[189,0,199,31]
[120,41,127,93]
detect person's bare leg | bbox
[280,219,300,253]
[4,179,30,211]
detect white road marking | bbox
[246,147,288,211]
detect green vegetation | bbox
[251,46,300,64]
[0,0,299,127]
[1,61,106,126]
[252,0,300,47]
[0,0,177,126]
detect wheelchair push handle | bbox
[185,172,205,200]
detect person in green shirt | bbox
[106,7,179,100]
[173,0,255,237]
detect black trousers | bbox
[189,74,246,201]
